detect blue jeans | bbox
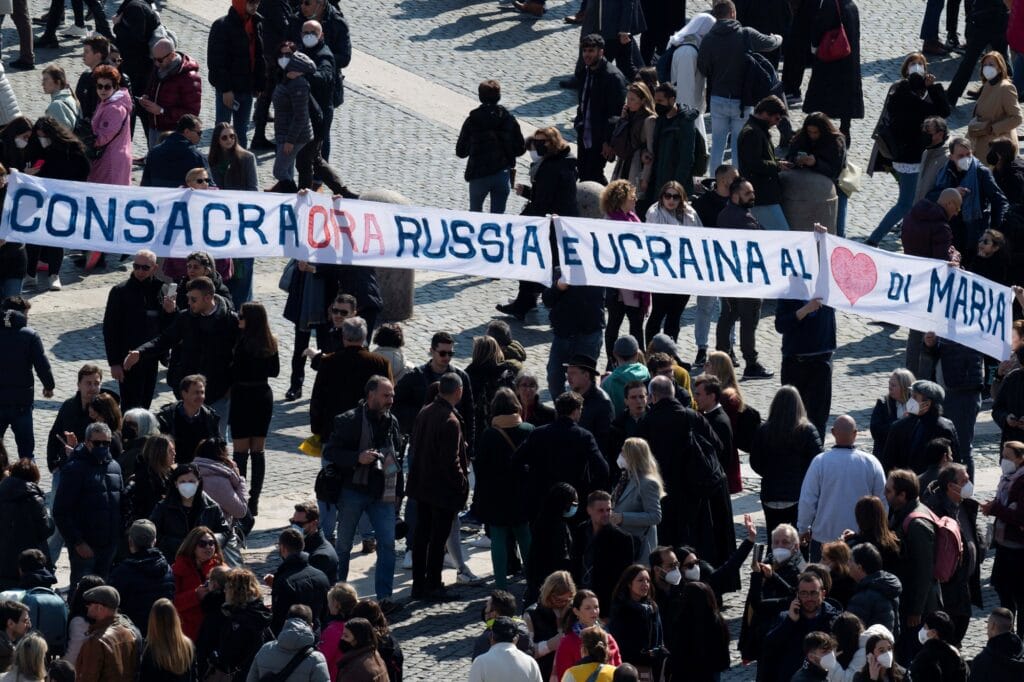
[868,171,918,245]
[208,395,230,440]
[214,91,254,149]
[837,192,848,238]
[468,170,511,213]
[273,141,307,183]
[336,487,396,598]
[710,96,751,170]
[69,543,117,589]
[1,278,21,298]
[751,204,791,230]
[0,404,34,458]
[546,329,603,400]
[944,389,982,480]
[921,0,944,41]
[694,296,726,350]
[47,470,63,563]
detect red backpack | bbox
[903,507,963,583]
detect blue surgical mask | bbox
[563,505,578,518]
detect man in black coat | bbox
[736,96,792,231]
[515,392,610,522]
[102,250,165,410]
[76,35,133,126]
[570,489,635,609]
[847,542,902,634]
[573,34,627,184]
[46,364,102,475]
[290,502,339,584]
[920,333,984,479]
[154,375,221,465]
[140,115,209,188]
[970,607,1024,679]
[53,422,123,587]
[267,529,329,634]
[456,79,526,214]
[565,354,613,455]
[124,277,238,424]
[993,364,1024,445]
[394,331,475,447]
[693,374,735,480]
[0,297,54,460]
[762,572,841,682]
[881,380,961,474]
[107,520,174,637]
[207,0,265,148]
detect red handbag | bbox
[817,0,852,62]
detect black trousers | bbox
[46,0,111,38]
[253,59,277,134]
[577,143,609,185]
[762,504,798,540]
[119,358,158,411]
[412,500,456,593]
[993,544,1024,637]
[297,133,345,194]
[290,326,313,389]
[507,281,544,314]
[605,297,645,366]
[947,15,1009,101]
[716,298,761,364]
[780,353,833,440]
[25,246,63,276]
[645,293,689,345]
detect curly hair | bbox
[600,179,637,215]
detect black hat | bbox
[563,354,599,375]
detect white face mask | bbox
[908,63,926,76]
[983,65,999,81]
[904,397,920,415]
[278,56,292,69]
[819,651,837,671]
[918,627,931,645]
[959,481,974,499]
[876,650,894,669]
[772,547,793,563]
[177,481,199,499]
[529,149,541,162]
[302,34,319,48]
[957,156,973,172]
[14,138,27,149]
[664,568,682,585]
[38,137,52,148]
[616,453,628,470]
[1002,458,1018,475]
[683,565,701,582]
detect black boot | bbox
[248,451,266,516]
[233,449,250,478]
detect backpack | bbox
[740,32,784,108]
[902,507,963,583]
[2,587,69,656]
[656,42,697,83]
[686,428,726,495]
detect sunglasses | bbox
[90,440,111,447]
[329,308,350,316]
[95,83,114,91]
[662,193,682,200]
[194,178,210,184]
[435,350,454,357]
[197,539,217,548]
[132,263,153,271]
[220,134,236,141]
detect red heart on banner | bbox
[830,246,877,306]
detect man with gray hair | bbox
[309,316,393,443]
[107,520,174,636]
[102,249,164,410]
[53,422,124,586]
[881,380,961,474]
[138,38,202,150]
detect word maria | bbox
[928,268,1009,338]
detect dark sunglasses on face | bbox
[662,193,681,200]
[197,539,217,548]
[220,134,236,141]
[132,263,153,271]
[435,350,454,357]
[329,308,350,316]
[95,83,114,91]
[90,440,111,447]
[195,178,210,184]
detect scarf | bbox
[231,0,257,71]
[158,54,183,80]
[935,158,981,222]
[491,414,522,429]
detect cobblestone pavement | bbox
[0,0,1016,677]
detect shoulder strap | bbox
[273,645,314,681]
[584,665,609,682]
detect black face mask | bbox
[534,141,549,157]
[655,103,672,116]
[921,132,937,149]
[906,73,926,92]
[338,641,355,653]
[987,150,1001,166]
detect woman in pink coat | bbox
[87,64,133,186]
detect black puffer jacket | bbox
[455,104,525,180]
[0,309,54,407]
[107,548,175,636]
[207,8,266,95]
[910,638,969,682]
[209,599,273,682]
[149,487,231,561]
[0,476,53,586]
[970,632,1024,680]
[53,444,124,549]
[845,570,902,635]
[270,552,329,634]
[523,147,579,218]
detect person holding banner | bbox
[601,180,648,370]
[644,180,700,346]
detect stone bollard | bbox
[779,170,838,233]
[357,188,415,321]
[576,181,606,219]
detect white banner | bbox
[0,174,554,284]
[554,215,819,299]
[814,234,1013,359]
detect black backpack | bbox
[259,645,315,682]
[686,428,726,495]
[740,32,784,107]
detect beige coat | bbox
[967,79,1022,161]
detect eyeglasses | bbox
[197,539,217,548]
[329,308,350,316]
[220,134,236,141]
[797,590,821,598]
[662,193,682,200]
[95,83,114,91]
[132,263,153,271]
[90,440,111,447]
[194,178,210,184]
[435,349,454,357]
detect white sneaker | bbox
[45,275,62,291]
[468,535,491,548]
[443,553,458,570]
[457,568,484,585]
[401,551,412,570]
[62,24,88,36]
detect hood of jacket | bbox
[608,361,650,385]
[468,103,511,131]
[982,632,1024,671]
[123,547,172,579]
[51,88,77,107]
[1,309,26,331]
[860,570,902,599]
[907,198,947,224]
[102,88,134,116]
[20,567,57,588]
[0,475,44,504]
[708,18,741,39]
[276,617,316,650]
[194,457,242,484]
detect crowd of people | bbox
[0,0,1022,680]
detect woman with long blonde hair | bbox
[2,632,47,681]
[610,438,665,562]
[139,598,196,680]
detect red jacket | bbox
[143,52,203,132]
[172,554,221,640]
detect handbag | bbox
[838,160,863,196]
[817,0,852,63]
[87,111,128,161]
[278,259,297,292]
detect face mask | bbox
[908,63,926,76]
[772,547,793,563]
[177,481,199,499]
[983,65,999,81]
[906,73,926,91]
[683,565,701,582]
[959,481,974,499]
[918,627,930,645]
[534,141,548,157]
[92,445,110,460]
[655,103,671,116]
[302,34,319,48]
[876,651,894,669]
[956,156,973,172]
[338,640,354,653]
[529,149,540,162]
[663,568,682,585]
[904,397,920,416]
[38,137,52,148]
[14,138,27,149]
[987,150,1001,166]
[1002,458,1018,475]
[616,453,628,470]
[563,504,578,518]
[819,651,837,671]
[291,523,306,535]
[922,132,938,148]
[278,56,291,69]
